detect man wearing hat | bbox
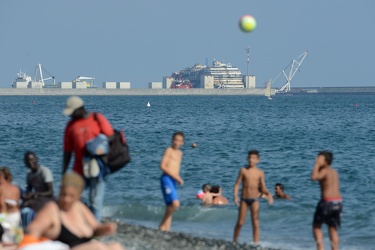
[62,96,114,220]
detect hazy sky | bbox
[0,1,374,88]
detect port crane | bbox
[270,51,308,93]
[34,64,56,86]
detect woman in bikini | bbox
[20,173,124,250]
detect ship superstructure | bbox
[204,61,244,88]
[170,60,245,89]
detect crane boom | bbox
[272,51,308,93]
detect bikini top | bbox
[55,220,92,248]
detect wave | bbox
[103,202,237,223]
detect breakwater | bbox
[291,86,375,93]
[0,88,272,96]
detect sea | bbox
[0,94,374,250]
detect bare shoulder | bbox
[329,167,339,177]
[39,201,59,215]
[256,168,265,176]
[163,147,173,155]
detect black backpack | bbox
[94,113,131,173]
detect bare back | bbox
[240,167,265,199]
[319,167,341,199]
[1,182,20,213]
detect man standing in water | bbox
[311,151,342,250]
[159,132,184,231]
[62,96,114,220]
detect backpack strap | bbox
[93,112,102,133]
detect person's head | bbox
[172,131,184,149]
[202,184,211,193]
[210,185,220,194]
[0,167,12,183]
[274,183,285,196]
[247,150,260,167]
[317,151,333,166]
[63,96,86,119]
[59,173,84,211]
[24,151,39,172]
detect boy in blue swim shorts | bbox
[159,132,184,231]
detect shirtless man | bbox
[311,151,342,250]
[233,150,273,244]
[274,183,291,200]
[159,132,184,231]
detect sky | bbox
[0,0,374,89]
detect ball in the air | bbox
[239,15,257,32]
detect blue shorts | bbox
[160,174,178,205]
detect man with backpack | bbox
[62,96,114,220]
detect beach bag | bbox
[84,133,109,178]
[93,113,131,173]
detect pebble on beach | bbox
[102,221,283,250]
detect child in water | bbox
[199,184,228,205]
[159,132,184,232]
[233,150,273,244]
[311,151,342,250]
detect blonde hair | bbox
[0,167,12,182]
[61,173,84,194]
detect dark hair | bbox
[318,151,333,165]
[275,183,284,191]
[172,131,184,140]
[210,185,220,193]
[24,150,37,163]
[202,183,211,192]
[248,150,259,158]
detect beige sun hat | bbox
[63,96,84,116]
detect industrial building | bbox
[148,82,163,89]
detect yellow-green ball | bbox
[239,15,257,33]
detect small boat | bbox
[147,102,151,107]
[265,79,273,100]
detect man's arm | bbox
[311,161,327,181]
[233,169,243,206]
[62,152,72,175]
[34,183,53,198]
[160,148,183,184]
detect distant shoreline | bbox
[0,88,271,96]
[1,87,375,96]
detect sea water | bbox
[0,94,374,250]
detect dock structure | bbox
[0,88,274,96]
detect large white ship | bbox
[171,60,245,89]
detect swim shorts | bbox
[160,174,178,205]
[313,200,343,229]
